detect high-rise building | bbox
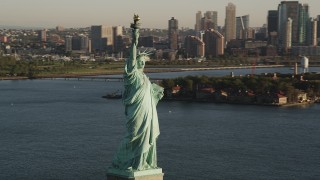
[201,17,215,31]
[65,35,89,53]
[267,10,278,44]
[139,36,158,48]
[278,1,300,47]
[283,18,293,51]
[168,17,179,50]
[195,11,202,32]
[38,29,47,42]
[225,3,236,42]
[113,26,123,53]
[307,18,317,46]
[203,29,224,57]
[65,36,72,52]
[184,36,205,58]
[298,4,309,45]
[79,35,89,52]
[317,15,320,42]
[236,17,243,39]
[204,11,218,30]
[236,15,249,39]
[91,25,113,52]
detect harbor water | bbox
[1,67,320,179]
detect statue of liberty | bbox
[110,14,164,173]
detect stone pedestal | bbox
[107,168,163,180]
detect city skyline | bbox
[1,0,320,29]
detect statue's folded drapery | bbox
[111,27,163,171]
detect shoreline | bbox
[163,97,316,107]
[0,65,289,80]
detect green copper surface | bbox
[110,15,164,173]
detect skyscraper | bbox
[184,36,205,58]
[298,4,309,45]
[225,3,236,42]
[267,10,278,44]
[113,26,123,53]
[195,11,202,32]
[284,18,293,50]
[91,25,113,52]
[65,35,89,53]
[203,29,224,57]
[65,35,72,52]
[317,15,320,42]
[204,11,218,30]
[168,17,179,50]
[278,1,300,47]
[236,17,243,39]
[200,17,215,31]
[307,18,317,46]
[236,15,249,39]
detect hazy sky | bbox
[1,0,319,29]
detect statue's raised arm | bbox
[127,14,140,71]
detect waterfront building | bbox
[203,29,224,58]
[267,10,278,44]
[195,11,202,32]
[168,17,179,50]
[225,3,236,43]
[184,35,205,58]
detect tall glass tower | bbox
[298,4,309,45]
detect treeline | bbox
[161,74,320,102]
[0,57,125,78]
[0,56,36,77]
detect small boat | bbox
[102,90,122,99]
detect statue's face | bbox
[137,57,145,70]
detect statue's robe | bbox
[111,58,163,171]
